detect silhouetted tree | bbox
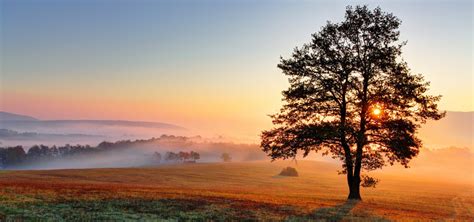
[190,151,200,161]
[165,152,179,162]
[221,153,232,162]
[178,151,191,162]
[0,146,26,167]
[27,145,42,161]
[261,6,444,200]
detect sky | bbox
[1,0,472,141]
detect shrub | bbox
[361,175,379,188]
[279,167,298,177]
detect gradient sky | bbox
[1,0,472,141]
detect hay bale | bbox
[279,167,298,177]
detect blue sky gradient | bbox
[1,0,472,139]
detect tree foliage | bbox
[221,153,232,162]
[261,5,444,200]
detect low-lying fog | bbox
[0,135,266,170]
[0,111,472,185]
[1,135,472,185]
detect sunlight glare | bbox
[373,108,381,116]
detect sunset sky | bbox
[1,0,472,141]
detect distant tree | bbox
[165,152,179,162]
[27,145,42,161]
[221,153,232,162]
[2,146,26,167]
[190,151,200,161]
[26,144,55,161]
[58,144,71,156]
[153,152,162,163]
[97,141,114,150]
[165,152,173,162]
[178,151,190,162]
[0,148,6,168]
[261,6,444,200]
[51,146,59,158]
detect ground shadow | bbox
[311,200,358,221]
[288,200,389,222]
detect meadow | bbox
[0,161,472,221]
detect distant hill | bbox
[1,111,471,149]
[0,128,102,140]
[0,111,38,121]
[0,120,184,130]
[0,111,184,130]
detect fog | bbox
[3,134,471,185]
[2,135,266,170]
[0,111,472,186]
[0,125,188,148]
[367,146,474,185]
[14,148,154,170]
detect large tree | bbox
[261,6,444,200]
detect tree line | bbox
[0,137,204,169]
[154,151,201,163]
[0,144,101,168]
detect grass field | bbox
[0,161,472,221]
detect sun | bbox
[371,105,383,118]
[372,108,382,116]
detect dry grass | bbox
[0,160,472,221]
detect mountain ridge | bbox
[0,111,38,121]
[0,111,184,130]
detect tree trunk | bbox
[347,173,362,200]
